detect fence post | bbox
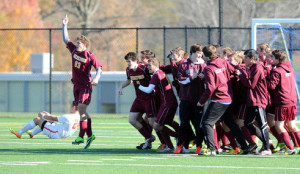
[136,27,139,54]
[49,29,52,113]
[163,26,166,65]
[219,0,223,46]
[288,27,293,60]
[208,25,211,45]
[185,25,188,53]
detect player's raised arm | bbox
[62,14,70,45]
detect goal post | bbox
[251,18,300,105]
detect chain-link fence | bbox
[1,26,300,113]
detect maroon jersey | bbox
[268,61,297,107]
[126,64,153,100]
[231,63,248,104]
[67,41,102,87]
[150,69,178,107]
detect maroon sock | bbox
[280,132,294,150]
[138,127,151,139]
[270,126,283,143]
[156,131,166,144]
[161,127,174,149]
[79,120,87,138]
[241,126,255,145]
[170,121,179,133]
[164,126,177,137]
[288,132,299,147]
[224,131,238,149]
[214,128,220,149]
[222,133,229,146]
[293,131,300,147]
[141,120,153,135]
[86,118,93,137]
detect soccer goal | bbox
[251,18,300,106]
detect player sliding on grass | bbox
[62,14,102,149]
[10,101,80,139]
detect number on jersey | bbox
[74,61,81,69]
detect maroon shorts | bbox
[73,84,93,105]
[130,98,157,118]
[234,104,247,120]
[266,103,275,116]
[275,106,297,121]
[155,106,177,125]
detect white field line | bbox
[67,160,103,163]
[59,163,300,170]
[131,157,167,160]
[0,161,50,166]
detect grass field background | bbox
[1,112,300,174]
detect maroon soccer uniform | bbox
[127,64,157,117]
[150,69,178,124]
[268,61,297,121]
[67,41,102,105]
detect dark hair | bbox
[190,44,202,54]
[141,50,155,59]
[244,49,259,62]
[71,101,78,110]
[272,49,287,63]
[203,45,218,59]
[124,52,138,61]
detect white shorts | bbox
[42,122,63,139]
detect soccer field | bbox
[1,113,300,174]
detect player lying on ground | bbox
[10,101,80,140]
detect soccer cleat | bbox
[84,134,96,149]
[26,130,35,139]
[216,148,223,154]
[10,128,22,138]
[248,143,258,153]
[156,144,166,151]
[256,149,272,155]
[229,147,240,154]
[198,149,217,156]
[239,148,251,155]
[278,143,287,152]
[142,135,155,150]
[221,144,232,151]
[173,144,183,154]
[284,148,296,155]
[195,146,202,154]
[136,143,145,150]
[72,136,84,145]
[156,145,174,153]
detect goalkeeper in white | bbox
[10,101,80,139]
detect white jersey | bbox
[42,113,80,139]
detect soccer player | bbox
[175,44,206,154]
[118,52,155,150]
[268,50,300,155]
[236,49,271,155]
[136,57,179,152]
[10,101,80,139]
[62,15,102,149]
[198,45,250,156]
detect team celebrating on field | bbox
[10,15,300,156]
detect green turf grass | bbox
[1,114,300,174]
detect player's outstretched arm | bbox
[62,14,70,45]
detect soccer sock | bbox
[224,131,238,149]
[241,126,256,145]
[251,135,257,143]
[86,118,93,137]
[140,119,153,135]
[79,120,88,138]
[292,131,300,147]
[18,120,36,134]
[280,132,294,150]
[138,127,152,139]
[170,121,179,133]
[156,131,166,144]
[270,126,283,143]
[163,126,177,137]
[161,127,174,149]
[31,126,42,136]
